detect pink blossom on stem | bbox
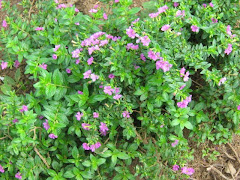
[54,45,60,52]
[82,123,91,130]
[211,18,218,23]
[183,71,190,82]
[75,112,83,121]
[172,165,179,171]
[87,57,94,65]
[218,77,227,86]
[99,122,109,136]
[122,111,131,118]
[2,20,7,28]
[1,61,8,70]
[39,63,47,70]
[156,60,173,72]
[93,112,99,118]
[15,172,22,179]
[82,143,90,150]
[108,74,115,79]
[90,74,99,82]
[209,2,214,7]
[140,53,146,61]
[103,13,108,20]
[20,105,28,112]
[161,24,171,31]
[77,91,83,94]
[181,167,195,175]
[49,133,58,139]
[226,25,232,36]
[180,67,186,77]
[191,25,199,32]
[224,44,232,55]
[126,27,136,39]
[52,54,57,59]
[14,60,20,68]
[83,70,92,79]
[89,9,98,13]
[12,119,18,123]
[0,165,4,173]
[173,2,179,7]
[66,68,71,74]
[171,140,179,147]
[43,119,50,130]
[113,94,122,100]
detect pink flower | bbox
[181,167,195,175]
[12,119,19,123]
[72,49,81,58]
[54,45,60,52]
[237,105,240,110]
[49,133,58,139]
[218,77,227,86]
[171,140,179,147]
[191,25,199,32]
[87,57,94,65]
[183,71,190,82]
[99,122,109,136]
[161,24,171,31]
[179,84,186,90]
[149,12,160,18]
[103,13,108,20]
[90,142,101,152]
[43,119,50,130]
[93,112,99,118]
[108,74,115,79]
[113,94,122,100]
[35,27,44,31]
[54,0,59,3]
[78,91,83,94]
[209,2,214,7]
[75,112,83,121]
[20,105,28,112]
[0,165,4,173]
[75,22,80,25]
[90,74,99,82]
[126,27,136,39]
[180,67,186,77]
[104,86,114,95]
[52,54,57,59]
[132,18,140,24]
[14,60,20,68]
[122,111,131,118]
[140,53,146,61]
[148,50,158,61]
[202,3,207,8]
[226,25,232,36]
[173,2,179,7]
[2,20,7,28]
[82,143,90,150]
[39,63,47,70]
[83,70,92,79]
[89,9,98,13]
[172,165,179,171]
[15,172,22,179]
[211,18,218,23]
[139,36,151,46]
[66,69,71,74]
[177,95,192,108]
[75,8,79,12]
[82,123,91,130]
[156,60,173,72]
[224,44,232,55]
[115,0,119,3]
[76,59,80,64]
[1,61,8,70]
[176,10,185,17]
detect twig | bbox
[227,143,240,164]
[34,146,50,169]
[223,150,236,161]
[207,165,231,180]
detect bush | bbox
[0,0,239,179]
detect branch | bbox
[34,146,50,169]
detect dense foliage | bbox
[0,0,239,179]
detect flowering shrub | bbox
[0,0,239,179]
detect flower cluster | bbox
[156,60,173,72]
[177,95,192,108]
[171,140,179,147]
[83,70,99,82]
[180,67,190,82]
[149,5,168,18]
[172,165,194,176]
[82,142,101,152]
[103,86,122,100]
[122,111,131,118]
[224,44,232,55]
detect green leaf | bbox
[134,89,144,96]
[99,150,112,158]
[72,146,78,159]
[1,84,11,95]
[184,121,193,130]
[15,68,21,82]
[4,76,15,85]
[97,158,106,166]
[129,7,141,15]
[171,119,180,126]
[53,69,63,85]
[147,102,153,112]
[82,160,91,167]
[75,127,81,137]
[111,155,118,167]
[117,152,130,160]
[88,95,106,103]
[48,169,57,177]
[64,170,75,178]
[46,84,56,98]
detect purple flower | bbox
[99,40,108,46]
[43,119,50,130]
[160,124,164,128]
[126,27,136,39]
[202,3,207,8]
[161,24,171,31]
[75,8,79,12]
[35,27,44,31]
[176,10,185,17]
[114,87,120,94]
[173,2,179,7]
[115,0,119,2]
[95,142,101,149]
[75,22,79,25]
[82,143,90,150]
[148,50,158,61]
[172,165,179,171]
[104,86,114,95]
[2,20,7,28]
[113,94,122,100]
[20,105,28,112]
[54,45,60,52]
[76,59,80,64]
[140,53,146,61]
[93,112,99,118]
[87,57,94,65]
[158,5,168,13]
[99,122,109,136]
[39,115,44,119]
[181,167,195,176]
[75,112,83,121]
[177,95,192,108]
[90,142,102,152]
[39,63,47,70]
[82,123,91,130]
[108,74,115,79]
[191,25,199,32]
[15,172,22,179]
[218,77,227,86]
[1,61,8,70]
[78,91,83,94]
[14,60,20,68]
[122,111,131,118]
[89,9,98,13]
[224,44,232,55]
[66,68,71,74]
[209,2,214,7]
[54,18,58,22]
[72,49,81,58]
[0,165,4,173]
[156,60,173,72]
[103,13,108,20]
[237,105,240,110]
[83,70,92,79]
[49,133,58,139]
[171,140,179,147]
[211,18,218,23]
[90,74,99,82]
[149,12,160,18]
[132,18,140,24]
[12,119,19,123]
[52,54,57,59]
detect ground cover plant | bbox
[0,0,240,179]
